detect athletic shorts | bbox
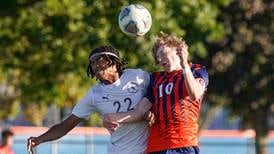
[147,146,199,154]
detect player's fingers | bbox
[176,47,186,59]
[103,114,119,123]
[28,146,33,154]
[151,113,155,124]
[110,126,119,132]
[27,138,34,154]
[116,115,131,123]
[151,113,156,125]
[146,111,151,121]
[149,112,154,120]
[144,111,153,121]
[27,138,32,148]
[104,120,119,126]
[146,111,155,126]
[103,115,116,127]
[148,118,154,126]
[106,122,119,129]
[176,47,182,55]
[149,114,154,123]
[103,121,119,131]
[106,124,119,132]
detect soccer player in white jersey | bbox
[27,45,150,154]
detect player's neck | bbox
[165,65,182,72]
[0,143,8,148]
[102,71,122,85]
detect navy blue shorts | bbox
[147,146,199,154]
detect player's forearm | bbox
[37,123,70,144]
[107,97,152,123]
[108,109,144,123]
[36,115,81,144]
[120,97,152,123]
[183,66,204,101]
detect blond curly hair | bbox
[152,33,186,64]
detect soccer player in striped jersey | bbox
[27,45,150,154]
[104,34,209,154]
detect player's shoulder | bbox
[151,71,165,76]
[123,68,148,75]
[190,63,208,76]
[90,83,103,93]
[124,68,147,73]
[190,63,206,70]
[190,63,209,85]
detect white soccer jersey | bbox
[72,69,150,154]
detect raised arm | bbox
[182,65,206,101]
[177,43,207,101]
[27,114,81,153]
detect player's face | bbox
[156,45,182,72]
[91,56,118,83]
[6,136,13,146]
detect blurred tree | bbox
[0,0,228,126]
[0,68,20,121]
[206,0,274,153]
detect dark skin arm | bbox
[103,97,152,132]
[27,114,82,154]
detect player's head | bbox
[152,33,185,71]
[1,129,14,146]
[87,45,126,80]
[152,33,185,64]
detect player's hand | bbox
[102,114,119,133]
[176,41,189,67]
[144,111,155,126]
[27,137,40,154]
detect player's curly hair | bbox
[1,129,13,139]
[152,32,186,64]
[86,45,127,79]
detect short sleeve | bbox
[191,64,209,88]
[142,70,150,96]
[144,74,154,104]
[72,88,96,119]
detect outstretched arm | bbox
[103,97,152,132]
[27,114,81,153]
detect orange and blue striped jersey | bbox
[145,64,209,153]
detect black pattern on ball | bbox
[124,20,139,34]
[119,8,130,21]
[118,4,152,36]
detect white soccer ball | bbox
[118,4,152,37]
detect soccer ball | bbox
[118,4,152,37]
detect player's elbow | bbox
[133,107,146,121]
[134,97,152,119]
